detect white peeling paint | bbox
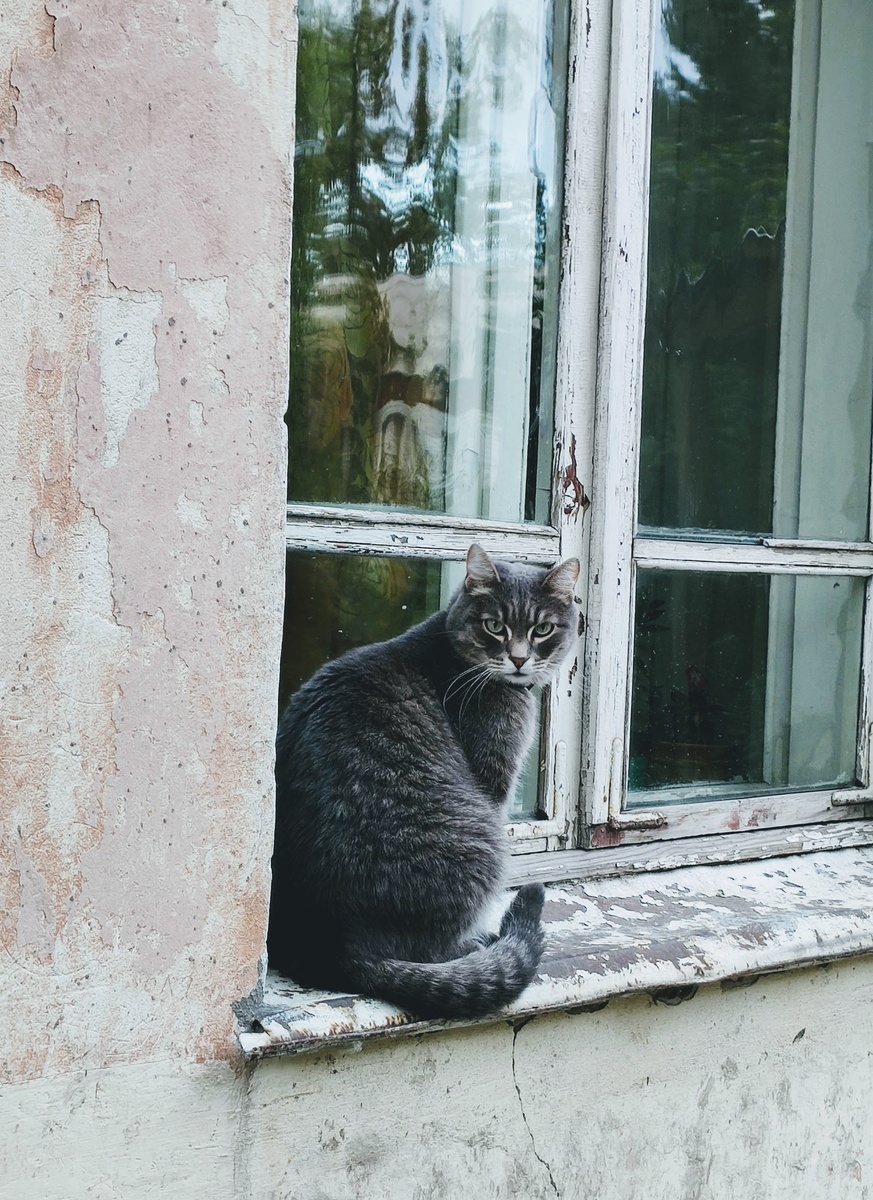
[241,846,873,1059]
[95,288,161,467]
[176,275,230,334]
[175,491,209,531]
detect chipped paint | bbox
[0,0,294,1081]
[4,3,873,1197]
[239,847,873,1058]
[93,284,161,467]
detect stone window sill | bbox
[238,841,873,1058]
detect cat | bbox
[267,543,581,1018]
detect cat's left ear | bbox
[465,543,501,594]
[543,557,580,603]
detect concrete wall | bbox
[3,4,873,1198]
[3,960,873,1198]
[0,0,292,1081]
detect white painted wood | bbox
[527,0,612,850]
[580,0,655,832]
[286,503,560,561]
[244,845,873,1058]
[853,576,873,793]
[591,786,862,846]
[634,537,873,574]
[510,819,873,883]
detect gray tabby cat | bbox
[268,543,581,1017]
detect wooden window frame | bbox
[284,0,873,872]
[580,0,873,857]
[284,0,608,856]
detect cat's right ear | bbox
[465,543,500,594]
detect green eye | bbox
[532,621,555,639]
[483,618,505,637]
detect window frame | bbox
[283,0,873,870]
[580,0,873,852]
[284,0,608,855]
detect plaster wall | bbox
[0,0,294,1081]
[3,961,873,1198]
[3,5,873,1200]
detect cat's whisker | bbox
[454,671,482,725]
[443,676,477,713]
[443,662,488,710]
[456,675,487,726]
[458,665,499,725]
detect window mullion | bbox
[285,504,560,562]
[633,537,873,575]
[515,0,610,849]
[581,0,656,834]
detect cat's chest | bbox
[451,685,534,803]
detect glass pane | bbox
[289,0,569,524]
[281,552,543,818]
[639,0,873,539]
[629,569,863,801]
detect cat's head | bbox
[445,544,581,687]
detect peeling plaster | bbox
[0,0,293,1081]
[93,286,161,467]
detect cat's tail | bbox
[350,884,546,1019]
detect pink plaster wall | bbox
[0,0,293,1080]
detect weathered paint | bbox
[239,847,873,1059]
[246,963,873,1200]
[4,3,873,1198]
[3,959,873,1199]
[0,0,294,1080]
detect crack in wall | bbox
[511,1019,561,1198]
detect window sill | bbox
[239,839,873,1059]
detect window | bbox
[583,0,873,851]
[282,0,873,865]
[283,0,582,849]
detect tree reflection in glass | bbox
[289,0,569,524]
[640,0,873,540]
[631,0,873,801]
[640,0,794,534]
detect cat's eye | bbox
[483,618,506,637]
[531,622,556,639]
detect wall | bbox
[2,4,873,1199]
[3,960,873,1198]
[0,0,292,1080]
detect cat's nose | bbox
[510,655,529,670]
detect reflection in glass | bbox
[289,0,569,523]
[639,0,873,539]
[628,569,863,801]
[281,553,543,819]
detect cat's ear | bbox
[542,557,580,603]
[465,543,500,594]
